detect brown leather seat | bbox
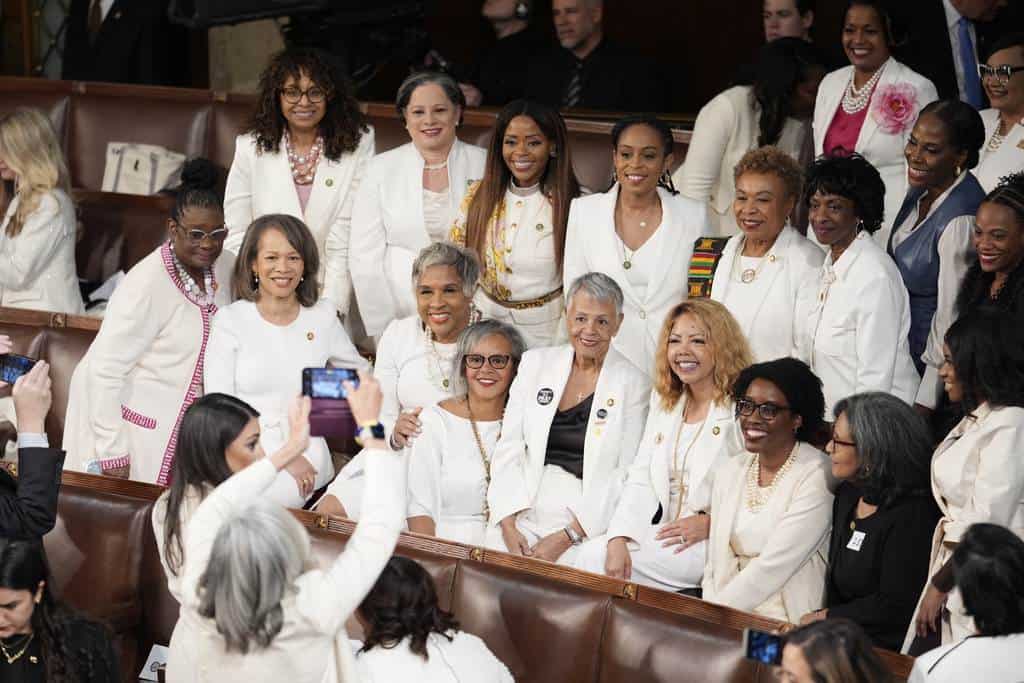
[74,191,174,287]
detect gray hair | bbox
[451,320,528,395]
[410,242,480,298]
[197,501,311,654]
[395,71,466,124]
[565,272,624,317]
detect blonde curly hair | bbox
[0,108,70,237]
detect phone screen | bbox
[0,354,36,385]
[302,367,359,400]
[743,628,783,666]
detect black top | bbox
[825,482,940,651]
[474,28,545,105]
[0,448,65,539]
[0,617,119,683]
[544,394,593,480]
[524,39,667,112]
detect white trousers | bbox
[574,525,706,592]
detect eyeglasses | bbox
[281,86,327,104]
[978,64,1024,85]
[735,398,792,421]
[464,354,512,370]
[175,223,229,244]
[830,432,857,448]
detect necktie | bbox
[957,16,984,109]
[563,61,583,109]
[88,0,103,44]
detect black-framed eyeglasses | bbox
[175,223,229,244]
[829,432,857,448]
[464,354,512,370]
[735,398,792,421]
[978,64,1024,84]
[281,86,327,104]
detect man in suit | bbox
[895,0,1017,107]
[61,0,189,85]
[0,352,64,540]
[524,0,666,111]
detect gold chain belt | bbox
[479,285,563,310]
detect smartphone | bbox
[0,353,36,385]
[302,367,359,400]
[742,628,784,666]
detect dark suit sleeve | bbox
[0,448,65,539]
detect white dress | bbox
[976,109,1024,193]
[203,299,368,508]
[407,404,499,546]
[356,631,513,683]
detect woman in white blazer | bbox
[975,36,1024,193]
[487,273,650,566]
[812,1,937,245]
[350,71,487,338]
[0,107,82,315]
[450,100,579,348]
[575,299,752,592]
[703,358,833,622]
[566,116,710,378]
[64,163,234,484]
[166,378,406,683]
[673,38,825,235]
[224,48,375,317]
[905,311,1024,654]
[710,147,824,363]
[794,155,919,414]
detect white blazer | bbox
[673,85,807,236]
[606,394,743,547]
[703,442,833,619]
[710,225,824,363]
[564,186,710,377]
[223,129,376,315]
[488,345,651,537]
[349,140,486,337]
[0,189,83,314]
[976,108,1024,194]
[813,59,938,243]
[793,231,920,414]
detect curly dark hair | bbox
[731,357,825,442]
[957,172,1024,315]
[944,306,1024,413]
[953,523,1024,637]
[358,556,459,659]
[247,47,367,161]
[803,154,886,234]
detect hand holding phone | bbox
[11,360,52,434]
[1,352,36,386]
[742,628,784,666]
[302,367,360,400]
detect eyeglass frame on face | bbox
[735,397,792,421]
[280,85,328,104]
[829,430,857,448]
[464,353,512,370]
[173,221,229,245]
[978,64,1024,85]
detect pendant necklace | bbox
[467,396,502,517]
[1,632,34,664]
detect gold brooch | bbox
[712,426,720,436]
[606,398,615,407]
[325,178,334,187]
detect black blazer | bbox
[0,447,65,539]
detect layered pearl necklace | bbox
[284,131,323,185]
[172,249,215,307]
[744,444,798,513]
[842,60,888,114]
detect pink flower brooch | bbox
[871,82,920,135]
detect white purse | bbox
[101,142,186,195]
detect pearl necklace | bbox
[284,131,323,185]
[744,444,798,513]
[424,160,448,171]
[171,249,215,307]
[842,60,888,114]
[466,396,502,517]
[986,119,1009,152]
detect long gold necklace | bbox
[669,401,707,520]
[614,201,659,270]
[424,325,454,391]
[744,443,798,513]
[733,237,775,284]
[1,632,34,664]
[466,397,502,517]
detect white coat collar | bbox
[711,223,798,321]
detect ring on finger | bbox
[679,535,686,545]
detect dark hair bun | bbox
[179,157,219,191]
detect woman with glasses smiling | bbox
[976,34,1024,193]
[703,357,832,622]
[64,159,235,484]
[406,320,526,545]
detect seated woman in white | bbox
[703,358,833,622]
[318,242,482,519]
[407,320,527,546]
[224,47,375,317]
[710,147,823,362]
[350,71,486,338]
[565,115,710,377]
[575,299,752,593]
[975,36,1024,193]
[356,556,513,682]
[204,214,368,509]
[450,100,579,347]
[0,107,82,315]
[487,273,650,566]
[63,160,234,484]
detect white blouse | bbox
[619,223,665,305]
[422,187,452,243]
[407,404,500,546]
[356,631,513,683]
[730,494,789,621]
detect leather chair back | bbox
[74,191,174,286]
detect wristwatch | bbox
[563,525,583,546]
[355,421,385,446]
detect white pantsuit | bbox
[0,189,83,314]
[223,129,376,316]
[487,345,650,562]
[976,109,1024,193]
[710,226,824,363]
[793,231,920,414]
[349,140,486,337]
[564,186,710,377]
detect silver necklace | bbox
[842,60,888,114]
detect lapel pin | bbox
[537,388,554,405]
[325,178,334,187]
[654,433,664,444]
[712,426,721,436]
[306,332,315,341]
[596,408,608,419]
[535,223,545,231]
[606,398,615,407]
